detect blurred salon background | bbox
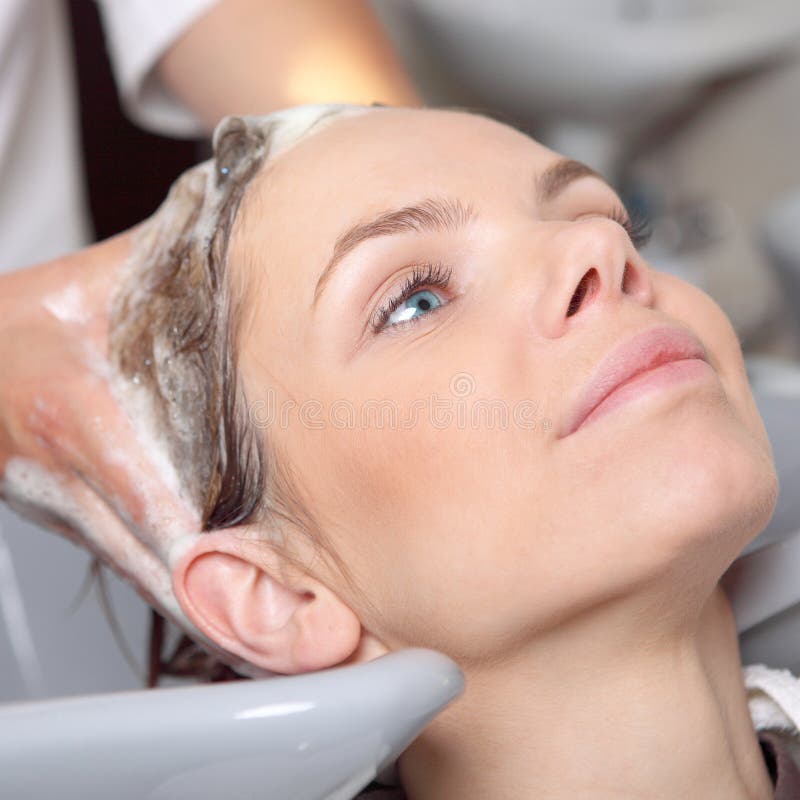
[1,0,800,703]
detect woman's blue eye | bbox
[385,289,442,327]
[371,262,453,334]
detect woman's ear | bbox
[171,529,363,674]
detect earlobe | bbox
[171,529,363,674]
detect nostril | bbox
[566,268,598,317]
[621,261,634,294]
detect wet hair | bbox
[110,107,368,530]
[110,116,269,529]
[108,106,374,683]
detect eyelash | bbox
[608,204,652,249]
[370,207,652,334]
[371,262,452,334]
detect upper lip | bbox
[559,324,710,438]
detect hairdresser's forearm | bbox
[0,233,204,632]
[157,0,421,131]
[0,235,130,475]
[0,260,73,474]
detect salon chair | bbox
[725,355,800,669]
[762,185,800,333]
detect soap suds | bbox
[0,457,246,670]
[109,103,375,520]
[42,282,89,325]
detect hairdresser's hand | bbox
[0,233,199,611]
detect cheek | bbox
[310,415,499,570]
[654,271,772,456]
[293,388,563,654]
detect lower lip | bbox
[573,358,715,435]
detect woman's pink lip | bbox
[559,325,712,439]
[572,357,714,434]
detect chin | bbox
[632,406,778,562]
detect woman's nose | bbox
[534,217,655,339]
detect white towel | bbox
[745,663,800,735]
[744,662,800,772]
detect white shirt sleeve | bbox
[94,0,221,138]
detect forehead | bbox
[256,107,553,213]
[234,107,554,269]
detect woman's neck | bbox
[398,584,775,800]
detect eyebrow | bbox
[536,158,602,205]
[311,157,603,309]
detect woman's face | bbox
[232,108,777,664]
